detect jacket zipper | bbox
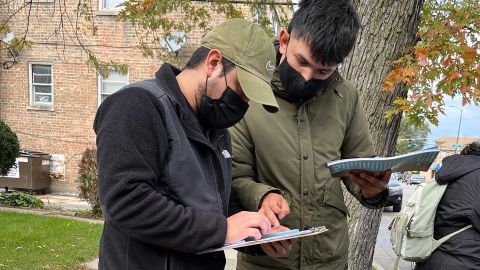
[210,154,226,215]
[211,133,227,216]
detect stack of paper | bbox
[326,147,440,177]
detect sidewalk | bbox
[36,194,91,211]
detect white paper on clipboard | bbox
[197,226,328,254]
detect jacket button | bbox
[296,154,301,160]
[303,189,308,195]
[303,154,309,160]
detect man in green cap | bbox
[94,19,278,270]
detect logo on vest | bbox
[266,60,275,71]
[221,150,231,159]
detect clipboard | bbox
[197,226,328,254]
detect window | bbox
[29,63,53,109]
[293,0,300,12]
[98,70,128,105]
[252,8,281,37]
[100,0,124,10]
[270,9,281,37]
[29,0,55,3]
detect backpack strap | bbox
[393,253,401,270]
[392,219,404,270]
[432,225,473,250]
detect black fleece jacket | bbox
[93,64,237,270]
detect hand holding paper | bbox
[260,225,296,257]
[346,169,391,198]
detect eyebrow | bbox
[295,53,336,72]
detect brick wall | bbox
[0,1,281,193]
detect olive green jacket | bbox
[230,71,388,270]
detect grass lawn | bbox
[0,211,103,270]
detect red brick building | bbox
[0,1,284,193]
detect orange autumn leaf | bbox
[415,47,429,66]
[463,46,477,62]
[425,30,438,39]
[443,55,452,67]
[461,85,471,94]
[384,79,397,92]
[453,23,464,32]
[457,32,466,42]
[426,95,433,106]
[411,93,421,99]
[402,67,417,77]
[142,0,153,10]
[449,71,460,81]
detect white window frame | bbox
[98,70,129,107]
[97,0,124,15]
[28,0,55,3]
[29,62,54,110]
[270,8,281,37]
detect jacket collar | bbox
[154,64,220,147]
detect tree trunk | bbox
[340,0,425,269]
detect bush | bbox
[76,148,102,217]
[0,121,20,175]
[0,192,43,208]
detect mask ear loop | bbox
[202,75,209,99]
[282,37,291,64]
[223,60,229,90]
[285,35,290,54]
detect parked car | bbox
[408,174,425,185]
[396,172,404,182]
[386,173,403,212]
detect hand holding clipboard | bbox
[197,226,328,254]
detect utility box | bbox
[0,150,50,194]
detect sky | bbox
[427,95,480,146]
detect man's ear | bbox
[279,29,290,56]
[204,49,223,77]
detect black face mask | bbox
[198,76,249,129]
[277,56,330,102]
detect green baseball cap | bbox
[201,19,278,113]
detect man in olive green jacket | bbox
[230,1,391,269]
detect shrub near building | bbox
[0,120,20,176]
[76,148,102,218]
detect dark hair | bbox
[460,141,480,156]
[184,46,235,75]
[287,0,360,65]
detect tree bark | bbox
[340,0,425,269]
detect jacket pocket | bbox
[324,187,349,217]
[126,237,172,270]
[309,185,349,263]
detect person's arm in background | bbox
[339,89,389,208]
[467,173,480,232]
[95,89,270,253]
